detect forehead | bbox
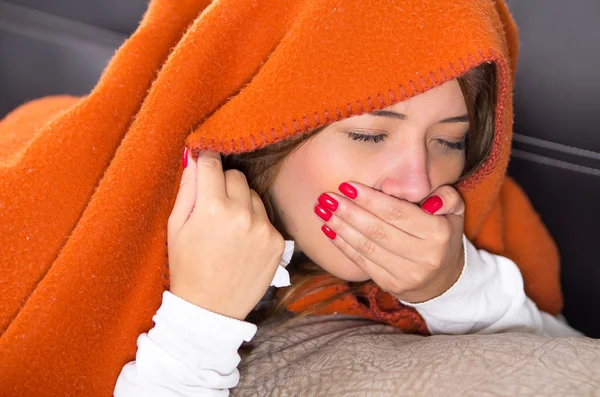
[393,79,464,110]
[348,79,467,124]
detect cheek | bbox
[269,137,372,282]
[272,136,352,210]
[429,151,466,185]
[269,141,335,236]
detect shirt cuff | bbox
[159,291,258,343]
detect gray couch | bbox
[234,313,600,396]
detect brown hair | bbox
[223,62,497,329]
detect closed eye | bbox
[348,132,465,151]
[437,139,466,151]
[347,131,387,143]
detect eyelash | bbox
[347,132,466,151]
[347,132,387,143]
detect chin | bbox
[325,258,371,282]
[296,239,372,282]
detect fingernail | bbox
[321,225,336,239]
[338,182,357,199]
[182,147,188,169]
[318,193,338,211]
[422,195,443,214]
[314,204,332,221]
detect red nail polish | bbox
[182,147,189,169]
[318,193,338,211]
[422,195,443,214]
[314,204,332,221]
[338,182,357,199]
[321,225,336,239]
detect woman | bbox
[0,0,583,395]
[115,63,581,396]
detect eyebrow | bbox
[370,110,469,123]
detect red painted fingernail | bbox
[338,182,357,199]
[314,204,332,221]
[182,147,189,169]
[422,195,443,214]
[321,225,336,239]
[318,193,338,211]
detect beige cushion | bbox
[234,313,600,396]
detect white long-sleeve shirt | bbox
[113,236,584,396]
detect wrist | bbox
[160,291,258,341]
[169,286,249,321]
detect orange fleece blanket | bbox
[0,0,562,395]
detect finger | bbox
[317,192,422,255]
[195,150,226,199]
[169,147,197,233]
[250,190,269,218]
[325,232,397,291]
[224,169,253,209]
[315,205,417,276]
[336,181,432,237]
[421,185,465,217]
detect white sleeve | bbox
[114,291,258,397]
[399,235,584,337]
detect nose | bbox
[378,150,432,204]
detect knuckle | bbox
[271,232,286,254]
[357,237,377,256]
[225,169,247,182]
[233,210,253,230]
[387,279,404,294]
[444,193,457,208]
[249,189,261,203]
[350,250,367,268]
[366,222,387,242]
[255,219,273,236]
[423,251,442,269]
[408,268,429,286]
[251,190,266,205]
[335,221,349,235]
[206,197,228,215]
[344,207,357,223]
[197,157,222,170]
[386,204,407,223]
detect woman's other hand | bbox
[167,148,286,320]
[315,182,465,303]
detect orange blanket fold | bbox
[0,0,561,395]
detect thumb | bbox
[420,185,465,217]
[168,147,197,234]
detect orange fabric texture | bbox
[0,0,562,395]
